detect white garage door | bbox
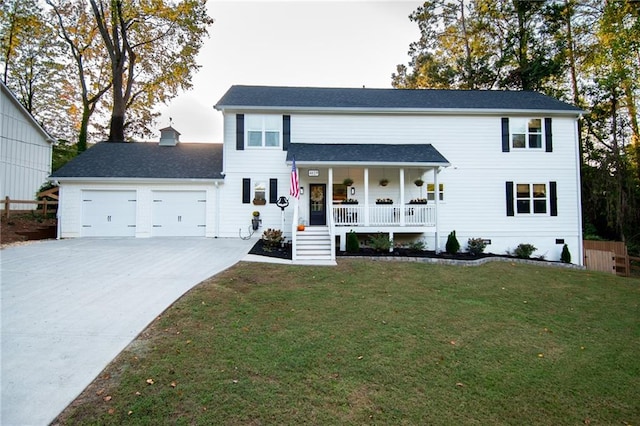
[82,190,137,237]
[151,191,206,237]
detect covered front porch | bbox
[287,143,450,263]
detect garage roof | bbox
[50,142,223,179]
[286,143,450,167]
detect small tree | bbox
[368,233,392,253]
[513,243,537,259]
[346,231,359,253]
[561,244,572,264]
[467,238,486,256]
[445,230,460,254]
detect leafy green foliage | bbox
[408,239,425,252]
[467,238,486,256]
[52,139,78,171]
[513,243,537,259]
[445,230,460,254]
[368,233,392,253]
[346,230,359,253]
[561,244,572,264]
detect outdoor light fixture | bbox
[350,187,356,195]
[300,187,304,195]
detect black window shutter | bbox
[506,181,514,216]
[283,115,290,151]
[501,118,510,152]
[236,114,244,150]
[269,178,278,203]
[242,178,250,203]
[550,181,558,216]
[545,117,553,152]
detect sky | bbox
[154,0,421,143]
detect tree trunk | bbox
[78,104,90,153]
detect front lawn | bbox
[56,261,639,425]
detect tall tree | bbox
[47,0,112,152]
[1,0,76,143]
[392,0,498,89]
[394,0,565,92]
[87,0,212,142]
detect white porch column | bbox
[328,167,333,225]
[399,168,405,226]
[434,167,440,253]
[363,168,370,226]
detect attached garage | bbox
[151,191,206,236]
[81,190,137,237]
[51,133,224,239]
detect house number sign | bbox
[308,169,319,177]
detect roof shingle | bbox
[215,85,583,113]
[50,142,223,179]
[286,143,450,166]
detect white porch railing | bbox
[332,204,435,227]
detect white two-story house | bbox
[52,85,583,265]
[213,85,584,264]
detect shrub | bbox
[561,244,571,263]
[346,231,360,253]
[262,228,284,248]
[408,240,426,252]
[467,238,486,256]
[513,243,537,259]
[445,230,460,254]
[368,233,392,253]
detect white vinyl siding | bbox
[1,86,52,209]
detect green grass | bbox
[57,261,639,425]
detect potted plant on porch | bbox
[251,211,261,230]
[375,198,393,205]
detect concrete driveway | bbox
[1,237,253,426]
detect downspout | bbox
[575,115,584,265]
[434,167,440,252]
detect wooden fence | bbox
[1,187,59,219]
[583,240,631,277]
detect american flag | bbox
[289,157,300,199]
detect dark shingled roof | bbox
[51,142,223,179]
[286,143,450,166]
[215,85,583,113]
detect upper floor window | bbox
[246,115,280,148]
[502,117,552,153]
[512,118,542,149]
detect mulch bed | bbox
[249,239,555,263]
[249,239,293,260]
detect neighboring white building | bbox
[1,81,54,209]
[52,85,584,265]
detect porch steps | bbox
[294,226,336,265]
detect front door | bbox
[309,184,326,226]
